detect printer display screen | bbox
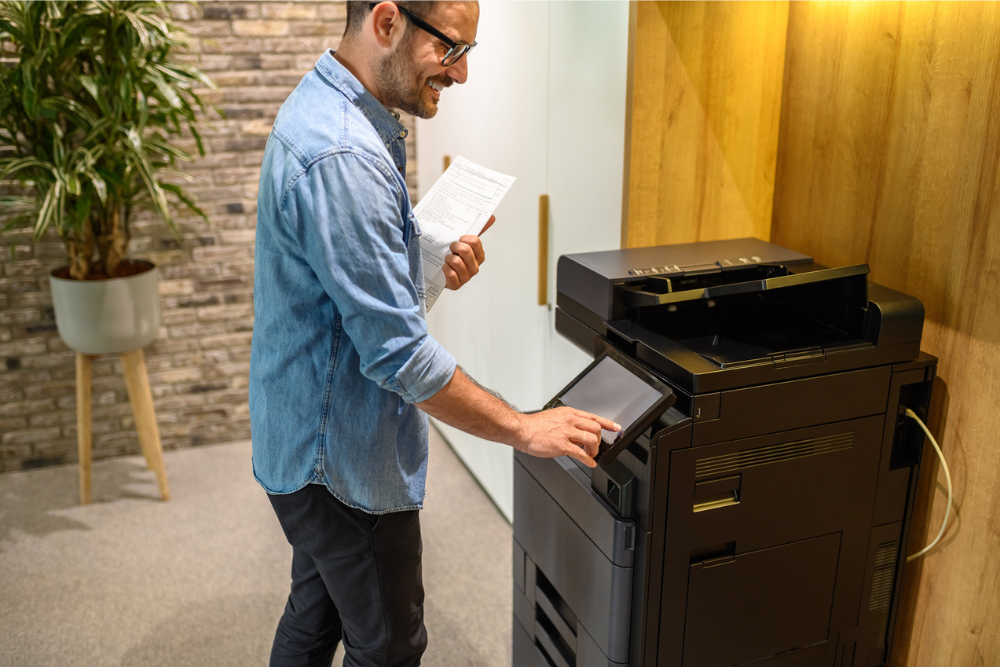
[558,356,666,444]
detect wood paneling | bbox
[623,1,788,248]
[772,3,1000,665]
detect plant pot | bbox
[49,260,161,355]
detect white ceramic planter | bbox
[49,261,161,354]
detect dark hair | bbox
[344,2,436,38]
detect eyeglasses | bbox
[369,2,478,67]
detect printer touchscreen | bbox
[550,350,675,464]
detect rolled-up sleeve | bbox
[287,150,456,403]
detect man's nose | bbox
[445,54,469,85]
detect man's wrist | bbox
[504,411,529,452]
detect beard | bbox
[375,37,450,119]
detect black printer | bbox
[512,238,935,667]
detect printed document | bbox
[414,156,515,311]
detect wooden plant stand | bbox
[75,349,170,504]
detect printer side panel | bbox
[648,356,936,667]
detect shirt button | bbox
[400,131,407,138]
[397,165,403,173]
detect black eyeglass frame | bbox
[368,2,477,66]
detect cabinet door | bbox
[417,1,551,521]
[416,2,630,520]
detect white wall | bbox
[416,1,630,520]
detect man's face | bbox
[376,2,479,119]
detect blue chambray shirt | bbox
[249,51,457,513]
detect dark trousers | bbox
[267,484,427,667]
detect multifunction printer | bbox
[513,238,935,667]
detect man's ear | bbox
[370,2,405,50]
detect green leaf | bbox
[189,124,205,157]
[33,181,61,239]
[145,138,190,160]
[22,68,37,117]
[79,75,101,103]
[39,96,100,128]
[161,182,209,224]
[72,186,93,228]
[1,155,53,177]
[125,126,143,153]
[147,69,182,109]
[122,11,152,49]
[0,17,26,44]
[82,118,112,145]
[129,147,169,218]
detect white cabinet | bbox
[416,1,630,520]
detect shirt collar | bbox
[314,50,409,148]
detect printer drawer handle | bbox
[693,474,741,512]
[693,491,740,512]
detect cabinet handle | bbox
[539,194,549,306]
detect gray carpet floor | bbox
[0,429,513,667]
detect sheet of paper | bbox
[413,156,516,311]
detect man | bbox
[249,2,618,665]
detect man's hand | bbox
[443,215,495,290]
[416,368,619,469]
[511,407,620,469]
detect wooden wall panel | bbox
[772,3,1000,666]
[623,1,788,248]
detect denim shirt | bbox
[249,51,457,513]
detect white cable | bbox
[904,408,953,562]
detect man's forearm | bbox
[416,367,526,449]
[416,366,619,468]
[458,364,518,412]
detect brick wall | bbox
[0,2,419,473]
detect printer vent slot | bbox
[864,539,900,663]
[869,541,898,613]
[695,432,855,477]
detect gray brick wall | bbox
[0,2,420,473]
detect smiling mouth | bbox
[428,80,444,93]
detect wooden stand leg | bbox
[121,349,170,501]
[76,353,92,505]
[121,360,154,471]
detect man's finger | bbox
[570,428,602,456]
[447,253,471,282]
[565,444,597,469]
[573,418,602,436]
[449,242,480,274]
[457,235,485,264]
[444,255,470,286]
[572,409,620,432]
[443,264,460,290]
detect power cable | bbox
[904,408,952,562]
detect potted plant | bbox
[0,0,214,354]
